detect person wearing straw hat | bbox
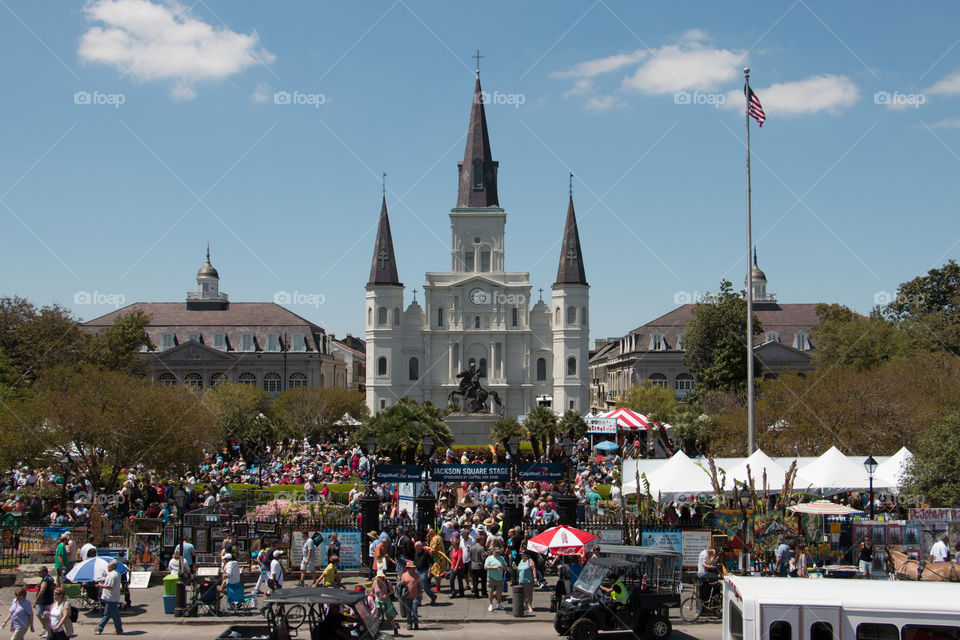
[372,570,399,637]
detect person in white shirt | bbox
[95,560,123,635]
[269,550,285,594]
[220,554,241,591]
[298,532,316,586]
[79,535,97,561]
[930,534,950,562]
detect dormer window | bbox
[213,333,227,350]
[241,333,255,352]
[161,333,176,350]
[291,333,306,352]
[676,332,685,351]
[472,160,483,189]
[649,332,666,351]
[266,334,282,352]
[765,331,779,343]
[793,331,811,351]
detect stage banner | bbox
[374,465,422,482]
[516,463,564,482]
[430,464,510,482]
[586,417,617,434]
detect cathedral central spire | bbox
[457,70,499,208]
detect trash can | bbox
[162,595,176,614]
[511,584,525,618]
[163,573,179,596]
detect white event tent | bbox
[621,446,910,497]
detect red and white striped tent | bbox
[598,408,673,431]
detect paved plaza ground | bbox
[0,573,722,639]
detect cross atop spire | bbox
[206,242,211,264]
[473,49,483,76]
[555,187,588,286]
[753,245,758,267]
[382,171,386,199]
[457,65,499,208]
[368,196,402,286]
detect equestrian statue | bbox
[448,366,502,413]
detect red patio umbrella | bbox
[526,525,598,556]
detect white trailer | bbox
[723,576,960,640]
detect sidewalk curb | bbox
[119,617,553,626]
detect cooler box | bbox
[162,594,176,615]
[163,574,179,596]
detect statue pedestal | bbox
[444,413,500,446]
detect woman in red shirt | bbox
[448,533,465,597]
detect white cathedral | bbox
[364,71,590,418]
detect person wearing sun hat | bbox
[372,569,399,636]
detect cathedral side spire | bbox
[368,196,402,286]
[457,69,499,208]
[555,191,588,285]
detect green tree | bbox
[902,413,960,507]
[811,303,910,371]
[0,297,83,385]
[670,405,714,455]
[490,416,524,451]
[353,398,454,464]
[616,380,678,416]
[203,382,271,449]
[558,409,588,439]
[21,365,216,491]
[273,386,368,440]
[886,260,960,356]
[523,406,559,461]
[682,281,763,393]
[80,309,154,376]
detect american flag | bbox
[746,85,765,127]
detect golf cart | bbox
[554,551,682,640]
[216,587,378,640]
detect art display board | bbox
[641,530,682,554]
[681,530,712,570]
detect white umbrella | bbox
[65,556,128,583]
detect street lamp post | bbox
[504,436,522,532]
[557,436,577,526]
[360,434,381,568]
[415,436,436,540]
[172,487,189,617]
[864,455,878,521]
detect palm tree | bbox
[523,406,558,460]
[353,398,455,463]
[558,410,588,439]
[490,416,524,452]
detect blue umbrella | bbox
[65,556,128,583]
[594,440,619,451]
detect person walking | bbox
[484,546,507,612]
[412,542,436,605]
[399,561,422,631]
[34,566,55,636]
[95,559,124,635]
[1,588,34,640]
[45,588,73,640]
[858,538,873,578]
[298,531,316,586]
[269,550,285,594]
[428,530,448,596]
[315,556,342,588]
[516,550,538,615]
[372,570,400,637]
[53,536,71,586]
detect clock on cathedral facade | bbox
[364,71,590,418]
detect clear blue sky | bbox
[3,1,960,342]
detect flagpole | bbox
[744,66,756,455]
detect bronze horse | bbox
[448,385,502,413]
[886,548,960,581]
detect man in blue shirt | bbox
[177,536,196,577]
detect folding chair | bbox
[192,578,221,616]
[225,582,257,612]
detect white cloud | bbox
[930,118,960,129]
[722,74,859,116]
[551,49,647,79]
[585,94,626,111]
[78,0,276,100]
[622,42,742,94]
[250,81,270,103]
[926,69,960,95]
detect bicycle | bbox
[680,581,722,622]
